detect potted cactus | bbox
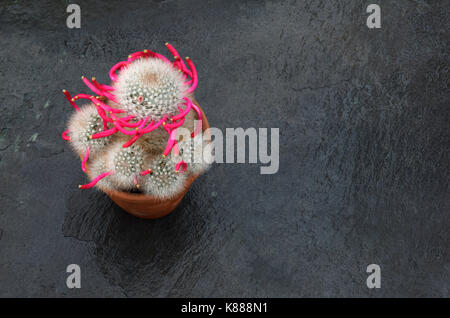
[61,43,212,219]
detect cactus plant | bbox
[61,44,212,199]
[141,155,188,199]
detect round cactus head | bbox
[141,155,187,199]
[114,58,186,120]
[102,141,147,191]
[114,145,145,177]
[67,103,112,156]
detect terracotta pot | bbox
[83,101,210,219]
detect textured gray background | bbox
[0,0,448,297]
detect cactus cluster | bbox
[61,44,212,199]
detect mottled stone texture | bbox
[0,0,448,297]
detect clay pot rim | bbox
[84,100,210,202]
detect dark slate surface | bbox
[0,0,448,297]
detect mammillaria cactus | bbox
[114,58,187,119]
[66,103,114,172]
[61,43,212,199]
[141,155,188,199]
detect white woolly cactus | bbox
[114,58,186,120]
[142,155,188,199]
[61,44,211,200]
[86,154,111,191]
[67,103,112,157]
[105,141,147,191]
